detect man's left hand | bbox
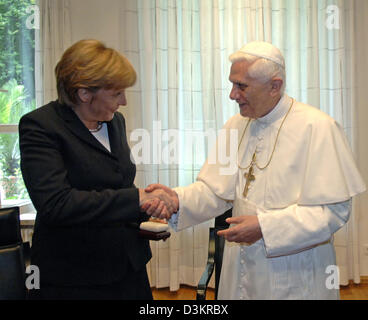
[217,215,262,244]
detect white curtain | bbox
[119,0,217,290]
[119,0,367,290]
[22,0,72,246]
[38,0,72,105]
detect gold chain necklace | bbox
[238,98,294,197]
[89,121,103,133]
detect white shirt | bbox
[90,122,111,152]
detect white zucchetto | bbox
[229,41,285,68]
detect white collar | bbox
[255,94,292,125]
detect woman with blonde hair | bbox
[19,40,175,299]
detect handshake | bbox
[139,184,179,220]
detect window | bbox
[0,0,38,201]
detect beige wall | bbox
[355,0,368,275]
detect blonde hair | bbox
[55,39,136,106]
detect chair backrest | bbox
[196,208,232,300]
[0,207,27,300]
[213,208,232,299]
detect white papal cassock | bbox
[170,94,366,300]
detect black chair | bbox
[0,206,31,300]
[196,208,232,300]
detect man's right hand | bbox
[140,184,179,219]
[138,185,178,219]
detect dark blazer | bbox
[19,101,151,286]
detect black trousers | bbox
[28,267,153,300]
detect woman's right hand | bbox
[138,188,178,219]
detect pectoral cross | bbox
[243,153,256,198]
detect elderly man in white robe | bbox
[143,41,366,300]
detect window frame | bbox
[0,125,18,134]
[0,1,40,201]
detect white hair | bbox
[230,53,286,94]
